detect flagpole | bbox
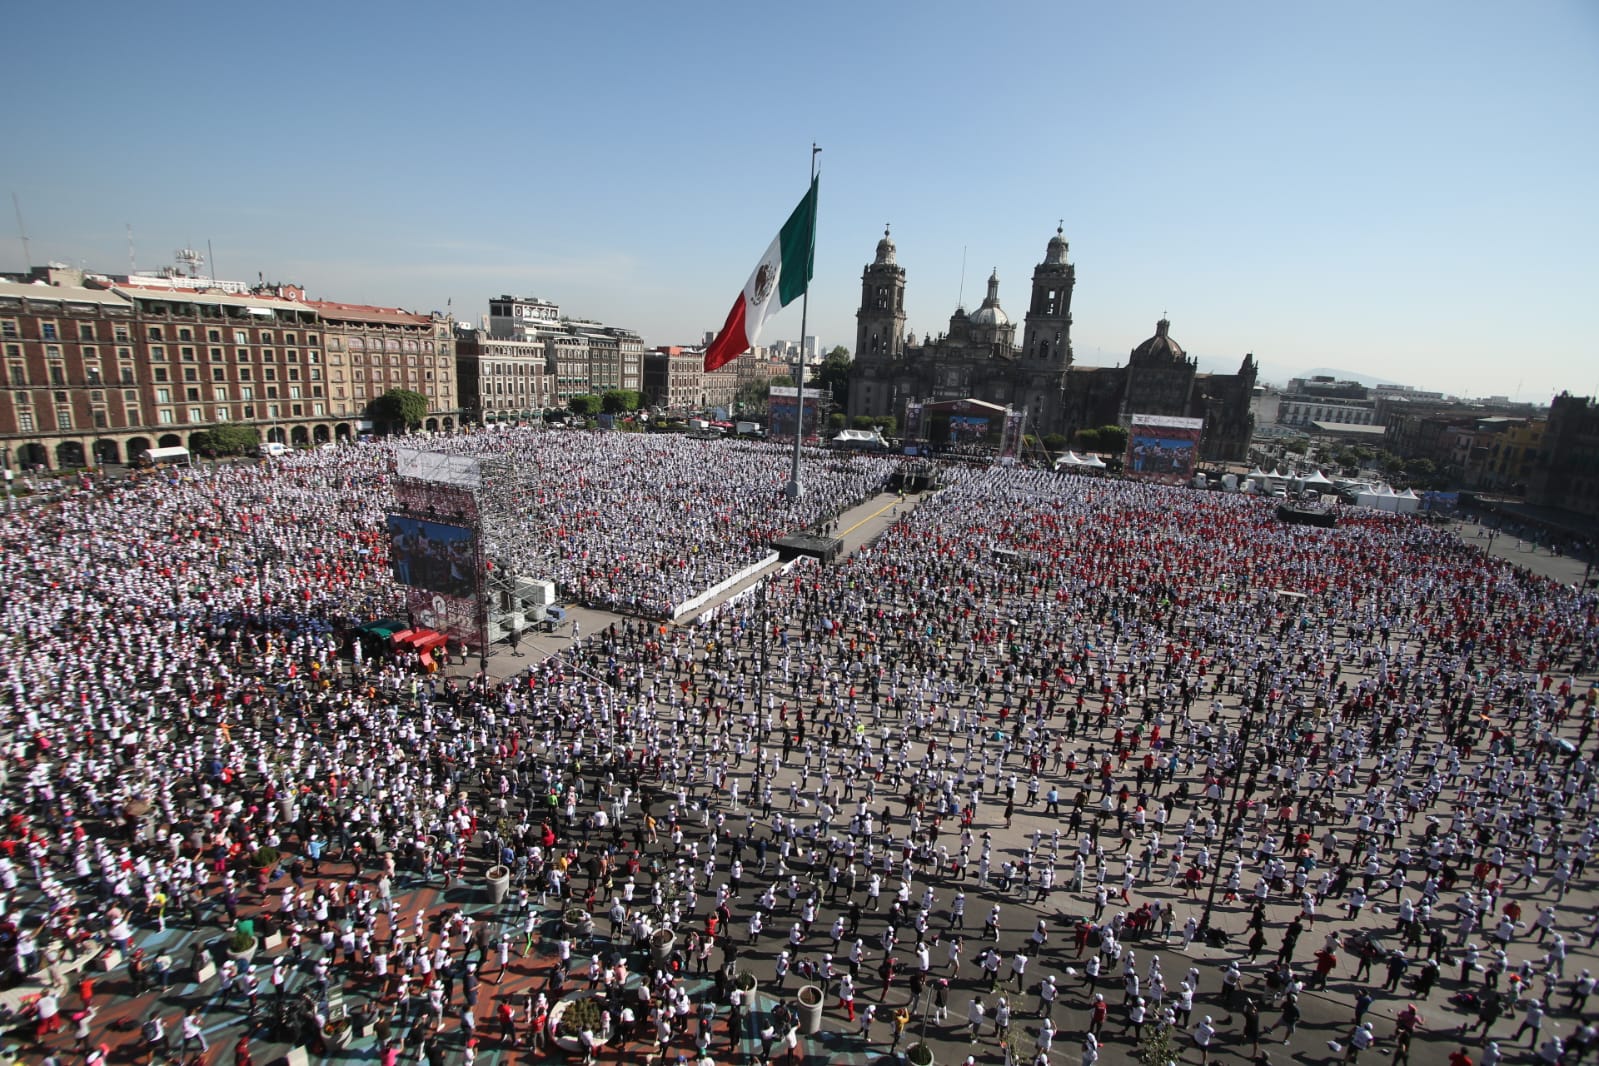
[785,143,821,501]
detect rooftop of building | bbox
[0,277,133,307]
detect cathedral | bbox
[845,227,1258,461]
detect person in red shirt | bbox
[1447,1047,1472,1066]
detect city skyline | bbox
[2,2,1595,402]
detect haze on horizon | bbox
[1,2,1594,403]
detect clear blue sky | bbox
[3,2,1595,400]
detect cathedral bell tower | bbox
[855,226,906,363]
[1022,225,1075,365]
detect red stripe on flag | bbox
[703,293,748,372]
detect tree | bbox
[368,389,429,434]
[192,422,261,456]
[734,381,771,415]
[1075,428,1101,452]
[568,394,601,417]
[601,389,642,415]
[1093,424,1129,455]
[806,348,852,411]
[1283,439,1310,455]
[827,412,847,431]
[1042,433,1068,452]
[1135,1021,1181,1066]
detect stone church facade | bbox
[846,227,1257,461]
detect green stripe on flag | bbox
[777,175,818,308]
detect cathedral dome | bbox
[1130,317,1186,363]
[968,269,1009,327]
[874,226,896,266]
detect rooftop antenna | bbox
[11,193,32,270]
[176,246,204,278]
[207,239,216,287]
[127,223,137,273]
[957,245,968,309]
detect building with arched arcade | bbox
[0,267,458,471]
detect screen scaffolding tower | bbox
[472,454,558,650]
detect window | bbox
[158,408,175,425]
[79,323,95,341]
[258,330,274,343]
[234,330,249,345]
[149,345,166,361]
[188,407,203,423]
[210,347,224,362]
[287,348,299,362]
[124,389,138,405]
[114,325,130,342]
[41,322,59,340]
[288,367,299,381]
[262,348,275,362]
[213,386,229,401]
[0,320,16,339]
[155,387,172,404]
[146,326,161,341]
[178,327,193,341]
[17,410,33,432]
[267,404,279,418]
[265,385,278,399]
[309,367,322,381]
[240,386,254,401]
[56,405,73,430]
[7,364,22,386]
[289,385,301,399]
[239,368,251,382]
[243,405,256,419]
[207,329,221,342]
[291,403,302,416]
[183,367,198,382]
[263,367,275,381]
[120,366,135,385]
[212,367,225,382]
[284,332,297,345]
[117,346,131,360]
[236,348,249,362]
[93,409,108,429]
[186,388,200,402]
[215,406,230,422]
[49,365,65,386]
[45,344,62,360]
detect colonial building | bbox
[476,294,643,410]
[453,330,551,424]
[1527,393,1599,521]
[847,228,1258,460]
[0,266,460,471]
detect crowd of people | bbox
[0,432,1594,1066]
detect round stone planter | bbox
[796,983,824,1035]
[562,907,592,937]
[649,928,676,965]
[485,865,511,904]
[906,1042,935,1066]
[547,992,612,1054]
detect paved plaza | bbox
[0,438,1594,1066]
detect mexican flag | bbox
[703,176,818,372]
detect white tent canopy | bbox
[1081,454,1107,469]
[1302,470,1334,486]
[1054,451,1084,468]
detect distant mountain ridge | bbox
[1191,355,1403,390]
